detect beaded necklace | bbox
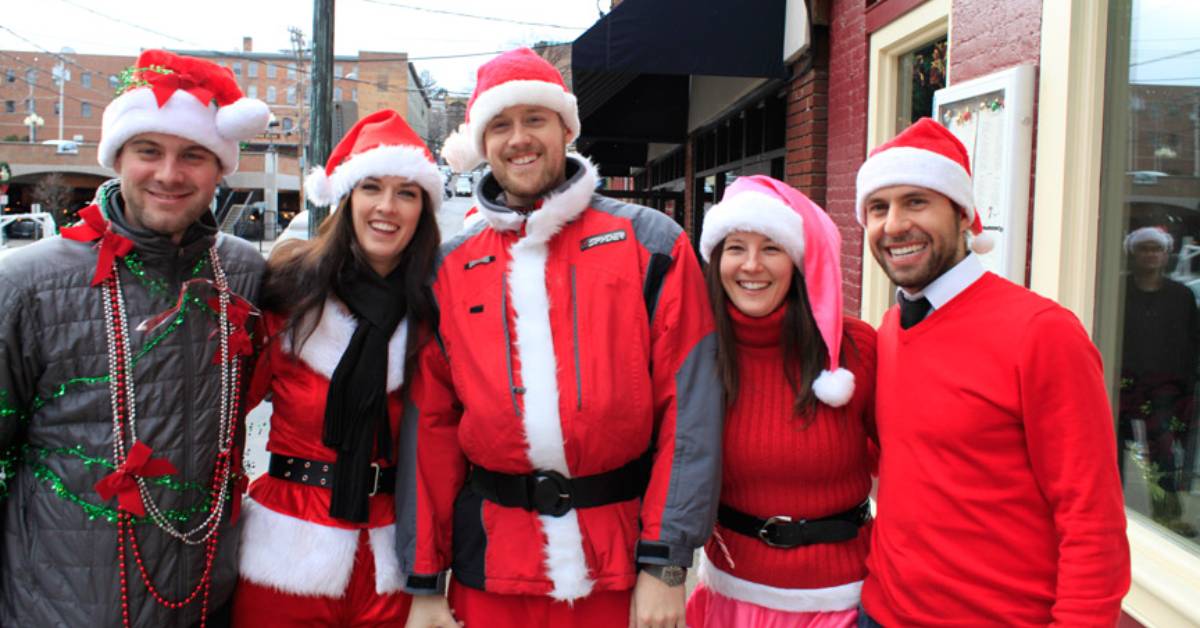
[99,248,241,628]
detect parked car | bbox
[41,139,80,155]
[455,174,474,197]
[277,210,310,243]
[3,219,41,239]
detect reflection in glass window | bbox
[1099,0,1200,544]
[897,37,947,129]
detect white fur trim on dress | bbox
[478,155,597,234]
[284,298,409,392]
[699,191,807,267]
[855,146,975,225]
[238,498,359,597]
[697,549,862,613]
[503,159,597,600]
[305,144,444,211]
[368,524,406,594]
[467,80,581,156]
[811,367,855,408]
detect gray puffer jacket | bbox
[0,181,264,627]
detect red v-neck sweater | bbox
[704,303,878,589]
[863,272,1130,626]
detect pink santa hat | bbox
[305,109,443,211]
[855,117,994,255]
[440,47,580,173]
[700,175,856,407]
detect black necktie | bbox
[899,296,932,330]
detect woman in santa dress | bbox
[688,176,877,628]
[232,109,443,626]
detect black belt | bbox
[718,501,871,548]
[468,451,652,518]
[268,454,396,496]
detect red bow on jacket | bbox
[207,292,258,363]
[144,70,214,108]
[61,204,134,287]
[94,441,178,517]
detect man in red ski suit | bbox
[397,48,723,628]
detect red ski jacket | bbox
[395,157,722,601]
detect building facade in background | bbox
[573,0,1200,625]
[0,37,424,231]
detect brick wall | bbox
[951,0,1041,284]
[785,27,830,208]
[826,0,870,315]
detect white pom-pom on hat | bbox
[812,367,855,408]
[441,123,483,173]
[305,166,336,208]
[217,97,272,141]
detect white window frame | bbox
[861,0,951,325]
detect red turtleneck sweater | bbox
[704,303,877,590]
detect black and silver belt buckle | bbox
[368,462,382,497]
[531,469,573,517]
[759,515,801,548]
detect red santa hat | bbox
[305,109,443,211]
[440,47,580,173]
[855,117,994,255]
[701,175,856,407]
[1124,226,1174,253]
[99,49,270,175]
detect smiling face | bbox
[349,175,424,276]
[114,132,223,243]
[719,231,795,318]
[864,185,970,292]
[482,104,571,208]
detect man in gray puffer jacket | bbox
[0,50,270,627]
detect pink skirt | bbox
[686,583,858,628]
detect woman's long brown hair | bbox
[261,187,441,364]
[705,237,846,418]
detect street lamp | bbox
[23,113,44,143]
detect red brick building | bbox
[573,0,1200,623]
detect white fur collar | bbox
[282,298,409,392]
[478,154,598,240]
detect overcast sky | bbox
[1,0,603,95]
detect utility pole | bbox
[289,27,308,215]
[308,0,335,235]
[53,60,67,141]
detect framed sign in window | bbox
[933,64,1035,283]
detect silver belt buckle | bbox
[758,515,796,548]
[368,462,382,496]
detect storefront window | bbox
[1098,0,1200,546]
[896,37,946,129]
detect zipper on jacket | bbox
[500,280,522,418]
[173,247,197,603]
[570,265,581,412]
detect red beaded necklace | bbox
[98,247,241,628]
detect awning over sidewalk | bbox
[571,0,788,175]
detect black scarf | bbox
[324,259,407,522]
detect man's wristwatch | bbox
[640,564,687,587]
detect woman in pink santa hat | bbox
[688,176,877,628]
[232,109,444,626]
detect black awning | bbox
[571,0,787,176]
[572,0,787,80]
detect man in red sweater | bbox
[854,118,1130,626]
